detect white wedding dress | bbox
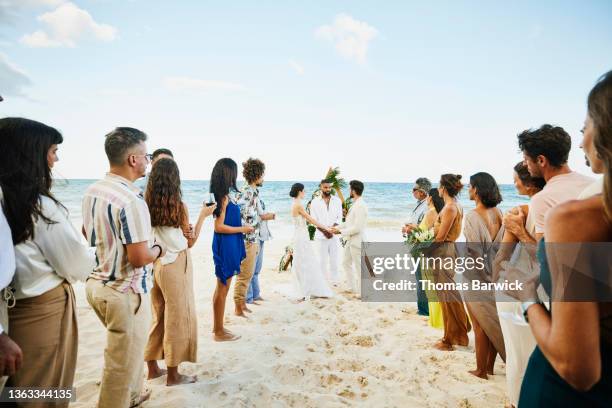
[290,215,334,299]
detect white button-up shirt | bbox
[310,195,343,240]
[0,205,15,334]
[12,195,95,300]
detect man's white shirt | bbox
[310,195,342,240]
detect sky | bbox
[1,0,611,182]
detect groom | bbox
[331,180,368,296]
[310,179,343,285]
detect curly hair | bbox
[242,158,265,184]
[145,158,185,227]
[517,124,571,167]
[439,174,463,197]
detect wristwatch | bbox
[521,300,543,323]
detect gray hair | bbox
[414,177,432,193]
[104,127,148,166]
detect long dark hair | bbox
[470,172,503,208]
[0,117,64,244]
[210,158,238,217]
[428,188,445,213]
[145,158,185,227]
[588,70,612,221]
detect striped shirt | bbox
[82,173,153,293]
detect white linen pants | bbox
[318,237,340,283]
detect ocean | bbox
[53,179,528,240]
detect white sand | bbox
[70,226,508,407]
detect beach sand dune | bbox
[71,234,508,408]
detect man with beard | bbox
[310,179,343,285]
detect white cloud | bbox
[0,53,31,97]
[163,77,244,92]
[315,14,378,64]
[20,2,118,48]
[289,60,305,75]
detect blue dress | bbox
[518,240,612,407]
[212,199,246,285]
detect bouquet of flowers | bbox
[405,226,435,258]
[278,245,294,272]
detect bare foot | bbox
[468,369,488,380]
[129,389,152,408]
[243,305,252,313]
[255,296,264,301]
[251,300,260,305]
[167,374,198,386]
[213,331,241,342]
[433,340,454,351]
[147,367,167,380]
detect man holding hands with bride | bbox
[331,180,368,296]
[310,179,343,285]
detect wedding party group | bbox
[0,68,610,408]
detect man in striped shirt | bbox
[83,127,166,408]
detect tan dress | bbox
[144,227,197,367]
[463,209,506,361]
[432,203,471,346]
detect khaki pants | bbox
[233,242,259,304]
[86,279,150,408]
[342,244,361,294]
[145,251,197,367]
[0,297,8,393]
[7,282,77,408]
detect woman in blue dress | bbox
[517,71,612,406]
[210,158,253,342]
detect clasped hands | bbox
[319,224,341,238]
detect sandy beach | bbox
[70,223,508,408]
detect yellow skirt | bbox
[428,302,444,329]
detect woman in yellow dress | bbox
[418,188,445,329]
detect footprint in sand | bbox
[300,326,314,335]
[344,335,375,347]
[273,346,285,356]
[260,317,273,325]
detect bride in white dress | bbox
[289,183,334,300]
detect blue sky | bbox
[1,0,611,182]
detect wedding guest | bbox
[498,124,592,406]
[402,177,431,235]
[419,188,445,329]
[402,177,432,316]
[246,164,275,305]
[152,148,174,165]
[0,192,21,388]
[431,174,471,351]
[504,124,593,244]
[83,127,165,407]
[518,70,612,406]
[234,158,272,316]
[144,158,215,386]
[494,162,544,407]
[310,179,343,285]
[463,172,505,379]
[0,118,95,408]
[332,180,368,296]
[210,158,253,340]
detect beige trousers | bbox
[342,244,361,294]
[145,251,197,367]
[0,295,8,393]
[7,282,77,408]
[233,242,259,304]
[86,279,151,408]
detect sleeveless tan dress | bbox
[432,202,471,346]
